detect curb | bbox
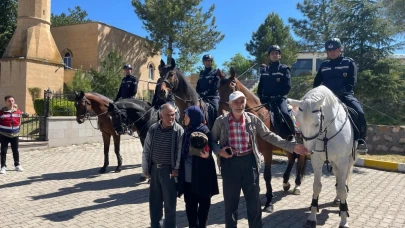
[272,150,405,173]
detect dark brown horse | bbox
[74,91,125,173]
[217,68,307,213]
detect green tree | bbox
[246,13,299,66]
[66,67,93,93]
[51,6,92,27]
[335,0,404,71]
[132,0,224,63]
[222,53,256,80]
[176,51,200,75]
[0,0,17,57]
[89,50,124,99]
[380,0,405,35]
[288,0,337,52]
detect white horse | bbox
[288,86,357,228]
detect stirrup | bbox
[356,140,368,154]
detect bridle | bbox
[162,69,199,105]
[76,97,108,130]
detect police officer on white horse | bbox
[314,38,368,153]
[257,45,296,141]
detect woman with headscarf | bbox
[178,106,219,228]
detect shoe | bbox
[15,165,24,172]
[287,135,296,142]
[356,139,368,155]
[0,166,6,174]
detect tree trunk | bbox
[166,40,173,63]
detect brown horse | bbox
[74,91,125,173]
[217,68,307,213]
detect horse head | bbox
[107,102,128,135]
[74,91,90,124]
[158,58,178,101]
[218,67,239,114]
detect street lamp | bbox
[44,88,53,99]
[44,88,53,117]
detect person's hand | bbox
[219,146,233,159]
[293,144,309,155]
[200,150,209,159]
[171,169,178,177]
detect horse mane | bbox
[85,92,113,106]
[302,85,338,109]
[174,68,199,102]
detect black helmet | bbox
[267,45,281,55]
[202,54,213,61]
[325,38,342,50]
[123,64,132,70]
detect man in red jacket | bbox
[0,95,25,174]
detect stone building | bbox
[0,0,160,114]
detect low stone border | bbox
[272,150,405,173]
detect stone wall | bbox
[47,117,134,148]
[366,124,405,153]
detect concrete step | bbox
[7,141,49,152]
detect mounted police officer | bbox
[257,45,295,141]
[196,54,221,129]
[313,38,367,153]
[114,64,138,102]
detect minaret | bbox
[2,0,62,63]
[0,0,64,113]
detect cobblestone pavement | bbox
[0,139,404,228]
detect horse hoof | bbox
[99,167,107,173]
[305,220,317,228]
[338,226,349,228]
[293,188,301,195]
[333,199,340,206]
[115,168,122,173]
[283,182,291,192]
[262,204,274,213]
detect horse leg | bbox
[100,132,111,173]
[262,151,274,213]
[336,158,351,228]
[306,156,323,228]
[283,152,296,192]
[293,154,306,195]
[113,134,122,173]
[332,162,340,206]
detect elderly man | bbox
[142,103,184,228]
[211,91,308,228]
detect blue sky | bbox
[51,0,404,69]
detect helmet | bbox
[202,54,213,61]
[325,38,342,50]
[267,45,281,55]
[123,64,132,70]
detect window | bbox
[316,58,325,71]
[291,59,313,76]
[63,52,72,69]
[148,63,155,80]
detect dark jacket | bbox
[313,56,357,97]
[257,61,291,103]
[177,106,219,198]
[115,75,138,101]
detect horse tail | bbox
[299,154,308,180]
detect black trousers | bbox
[184,182,211,228]
[339,95,367,139]
[0,134,20,167]
[149,165,177,228]
[221,154,262,228]
[269,98,295,138]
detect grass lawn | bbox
[359,151,405,163]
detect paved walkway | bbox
[0,139,404,228]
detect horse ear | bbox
[74,91,79,97]
[160,59,165,67]
[80,91,85,97]
[230,67,236,79]
[107,103,114,112]
[287,98,301,108]
[171,58,176,69]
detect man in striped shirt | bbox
[142,103,184,228]
[211,91,308,228]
